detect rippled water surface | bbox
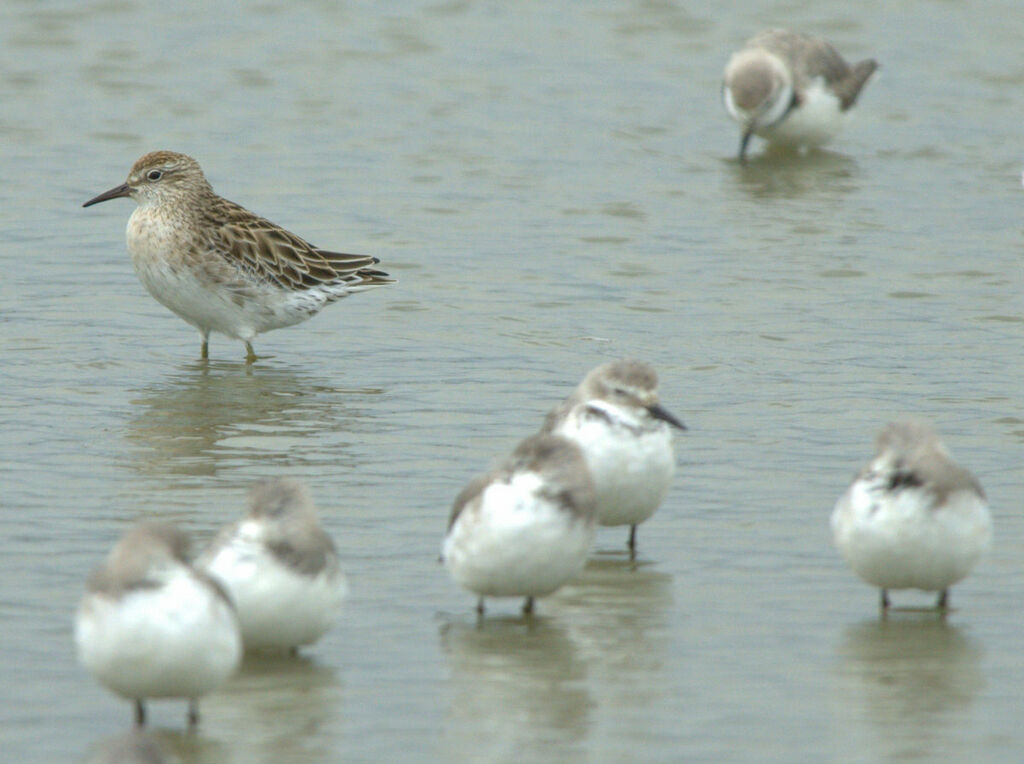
[2,1,1023,761]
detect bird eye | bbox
[147,170,163,181]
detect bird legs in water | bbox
[880,588,951,617]
[522,596,535,616]
[133,697,200,730]
[627,525,638,561]
[198,335,258,364]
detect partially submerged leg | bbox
[245,342,257,364]
[936,589,949,611]
[522,596,535,616]
[628,525,638,560]
[187,699,199,730]
[880,589,890,614]
[134,699,146,727]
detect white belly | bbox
[759,79,847,148]
[831,479,992,592]
[555,407,676,527]
[443,473,595,598]
[202,535,346,650]
[126,210,332,341]
[74,571,241,700]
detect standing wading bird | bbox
[542,360,686,560]
[198,478,347,652]
[442,434,597,617]
[831,418,993,615]
[74,522,242,729]
[722,29,877,162]
[83,151,394,363]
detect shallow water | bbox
[2,1,1023,761]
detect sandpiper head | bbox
[87,521,192,595]
[872,417,985,500]
[510,434,597,514]
[247,478,319,524]
[875,417,946,459]
[83,151,212,208]
[580,359,686,430]
[722,49,794,160]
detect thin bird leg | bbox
[187,699,199,730]
[880,589,890,614]
[936,589,949,611]
[476,597,485,616]
[522,596,535,616]
[200,335,209,360]
[628,525,638,560]
[134,699,146,727]
[245,342,257,364]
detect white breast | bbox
[443,471,595,598]
[554,402,675,526]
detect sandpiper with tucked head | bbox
[722,29,877,162]
[831,418,993,614]
[542,360,685,559]
[198,478,347,651]
[74,522,242,729]
[83,151,394,362]
[442,434,597,617]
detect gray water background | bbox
[2,1,1023,761]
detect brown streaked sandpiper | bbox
[722,29,877,162]
[84,151,394,363]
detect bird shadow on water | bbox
[724,147,860,200]
[84,726,229,763]
[197,652,342,762]
[437,557,673,758]
[438,614,593,759]
[832,618,985,759]
[123,360,386,478]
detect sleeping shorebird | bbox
[831,418,992,614]
[442,434,597,617]
[74,522,241,728]
[199,478,347,652]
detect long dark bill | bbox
[648,404,687,431]
[738,129,753,164]
[83,183,131,208]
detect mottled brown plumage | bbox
[84,151,394,362]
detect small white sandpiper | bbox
[83,151,394,363]
[722,28,877,162]
[831,418,993,614]
[442,433,597,617]
[541,359,685,559]
[74,522,242,728]
[198,478,347,652]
